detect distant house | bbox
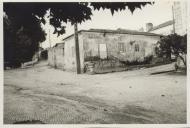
[48,43,65,69]
[32,47,48,61]
[146,20,174,35]
[48,29,161,73]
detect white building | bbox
[173,1,187,36]
[143,1,188,36]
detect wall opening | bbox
[118,42,126,52]
[99,43,107,59]
[135,44,140,52]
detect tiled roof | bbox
[88,28,161,36]
[63,28,161,41]
[54,42,64,47]
[149,20,174,31]
[50,42,64,48]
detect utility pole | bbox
[172,4,176,61]
[48,9,52,48]
[49,29,51,48]
[172,5,175,34]
[74,23,81,74]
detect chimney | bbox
[146,23,153,32]
[139,27,144,32]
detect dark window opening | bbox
[135,44,140,52]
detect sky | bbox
[41,1,173,48]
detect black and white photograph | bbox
[1,0,189,126]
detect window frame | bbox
[135,44,140,52]
[118,42,126,53]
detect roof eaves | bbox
[86,29,161,36]
[62,29,161,41]
[62,30,84,41]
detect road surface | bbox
[4,62,186,124]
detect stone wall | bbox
[63,34,84,71]
[48,31,160,73]
[82,32,160,63]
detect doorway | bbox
[99,43,107,59]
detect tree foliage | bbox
[3,15,46,67]
[4,2,152,36]
[3,2,152,67]
[156,34,187,65]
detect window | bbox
[129,45,132,51]
[118,43,125,52]
[135,44,140,52]
[130,41,135,45]
[129,41,135,51]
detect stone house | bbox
[48,43,65,69]
[173,1,187,36]
[48,29,161,73]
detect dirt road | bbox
[4,62,186,124]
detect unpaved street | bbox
[4,62,186,124]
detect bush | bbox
[122,55,153,65]
[85,56,111,61]
[84,56,101,61]
[84,55,154,66]
[156,34,187,66]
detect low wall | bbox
[84,59,126,74]
[84,58,172,74]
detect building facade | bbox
[173,1,187,36]
[48,29,161,72]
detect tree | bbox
[4,2,152,36]
[3,2,152,67]
[156,34,187,66]
[4,15,46,67]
